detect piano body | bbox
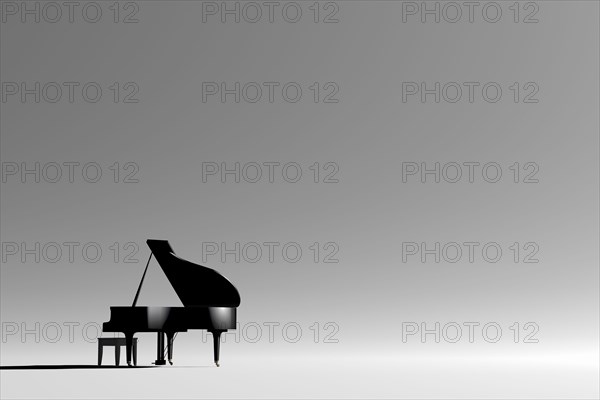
[103,239,241,367]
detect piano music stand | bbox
[98,337,138,366]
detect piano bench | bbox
[97,337,138,366]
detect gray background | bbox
[1,1,598,398]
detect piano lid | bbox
[147,239,241,307]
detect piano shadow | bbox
[0,364,158,370]
[0,364,212,370]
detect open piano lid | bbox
[147,239,241,307]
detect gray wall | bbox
[1,1,598,398]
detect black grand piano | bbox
[103,239,241,367]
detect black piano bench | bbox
[97,337,137,366]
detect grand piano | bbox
[103,239,241,367]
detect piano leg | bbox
[155,332,167,365]
[115,344,120,366]
[125,333,134,367]
[166,332,175,365]
[133,339,137,366]
[98,341,103,366]
[210,330,225,367]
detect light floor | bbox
[1,354,598,399]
